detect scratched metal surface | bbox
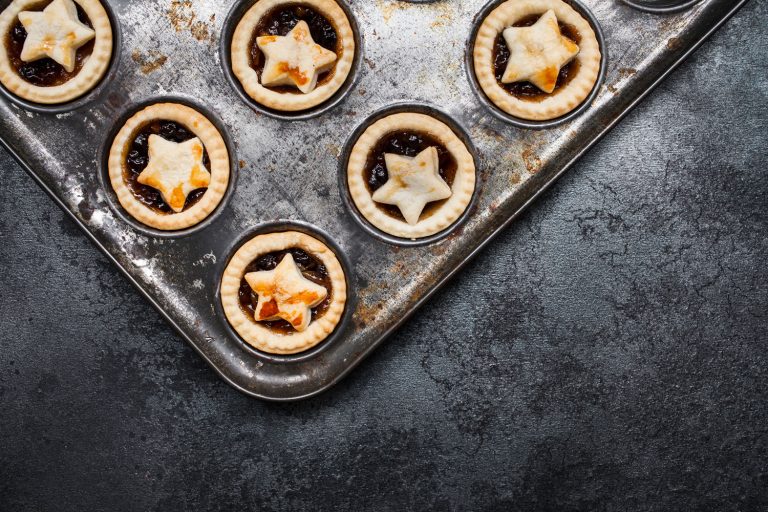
[0,0,746,400]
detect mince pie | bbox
[221,231,347,354]
[347,112,476,239]
[0,0,113,104]
[230,0,355,112]
[108,103,230,231]
[473,0,601,121]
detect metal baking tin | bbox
[0,0,748,400]
[620,0,704,14]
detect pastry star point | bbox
[18,0,96,73]
[372,146,452,225]
[257,20,337,94]
[501,10,580,93]
[244,253,328,332]
[136,135,211,213]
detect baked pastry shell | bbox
[0,0,115,106]
[228,0,357,114]
[220,229,349,356]
[470,0,605,125]
[343,108,477,242]
[106,101,232,233]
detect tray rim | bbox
[0,0,750,401]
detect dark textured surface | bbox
[1,1,766,509]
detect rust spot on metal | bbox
[666,37,682,51]
[429,244,448,256]
[238,160,246,169]
[473,124,505,144]
[657,16,686,34]
[168,0,193,30]
[167,1,214,43]
[190,20,211,42]
[606,69,636,95]
[353,300,386,329]
[376,0,405,22]
[522,147,542,174]
[326,144,340,157]
[429,4,455,29]
[377,0,454,26]
[131,50,168,74]
[618,67,637,78]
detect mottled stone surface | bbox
[1,2,766,510]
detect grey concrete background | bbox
[1,1,766,510]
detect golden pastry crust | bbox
[473,0,601,121]
[221,231,348,355]
[231,0,355,112]
[0,0,113,104]
[347,113,476,239]
[108,103,230,231]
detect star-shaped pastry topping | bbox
[256,21,337,94]
[17,0,96,73]
[501,10,580,93]
[372,146,453,225]
[245,254,328,332]
[137,135,211,213]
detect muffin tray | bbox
[0,0,746,400]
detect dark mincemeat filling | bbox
[493,13,582,101]
[123,120,210,214]
[5,1,95,87]
[248,3,340,94]
[364,130,457,223]
[238,248,332,334]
